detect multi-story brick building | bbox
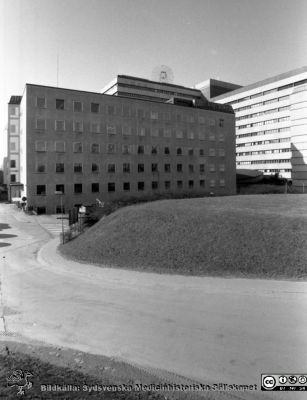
[9,83,236,214]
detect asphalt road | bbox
[1,203,307,399]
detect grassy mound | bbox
[60,194,307,279]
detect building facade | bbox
[210,67,307,186]
[7,96,23,200]
[12,83,236,214]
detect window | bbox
[122,126,131,135]
[209,133,215,141]
[74,163,82,173]
[108,164,115,173]
[10,142,16,151]
[10,174,16,183]
[55,141,65,152]
[92,163,99,173]
[91,123,100,133]
[199,116,205,124]
[152,163,158,172]
[138,164,144,173]
[123,182,130,191]
[209,164,215,172]
[152,181,158,190]
[164,147,170,155]
[10,124,16,133]
[74,183,82,193]
[188,180,194,188]
[122,105,130,117]
[150,111,158,120]
[107,125,116,135]
[37,96,46,108]
[56,99,64,110]
[177,147,182,155]
[188,148,194,156]
[209,118,215,126]
[187,131,194,139]
[107,105,115,115]
[73,121,83,132]
[159,128,164,137]
[199,131,205,140]
[210,179,215,188]
[35,141,46,152]
[177,164,183,172]
[73,101,82,112]
[209,148,216,156]
[164,128,171,138]
[219,133,224,142]
[177,180,183,189]
[55,120,65,131]
[107,144,115,154]
[92,183,99,193]
[138,182,145,191]
[199,164,205,174]
[199,148,204,156]
[200,180,205,188]
[91,143,100,153]
[137,145,144,154]
[36,119,46,130]
[151,127,159,137]
[91,103,99,113]
[122,144,130,154]
[36,164,46,173]
[176,130,183,139]
[56,184,64,194]
[137,127,145,136]
[165,181,171,190]
[151,146,158,155]
[73,142,83,153]
[219,148,225,157]
[37,185,46,195]
[189,164,194,173]
[10,160,16,168]
[137,109,145,119]
[56,163,65,173]
[220,179,225,187]
[164,164,171,173]
[219,119,224,127]
[219,164,225,172]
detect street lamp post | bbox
[55,191,64,244]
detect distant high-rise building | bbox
[205,67,307,189]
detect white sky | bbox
[1,0,307,165]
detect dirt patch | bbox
[0,340,217,400]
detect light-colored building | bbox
[195,79,241,100]
[208,66,307,189]
[101,75,204,104]
[7,96,23,200]
[10,83,236,214]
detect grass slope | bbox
[60,194,307,280]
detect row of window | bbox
[37,162,223,174]
[236,105,290,121]
[237,116,290,130]
[229,79,307,105]
[35,119,225,139]
[238,159,290,165]
[236,148,291,156]
[237,127,290,139]
[36,178,225,196]
[34,141,226,156]
[234,95,290,112]
[236,137,290,147]
[37,96,224,126]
